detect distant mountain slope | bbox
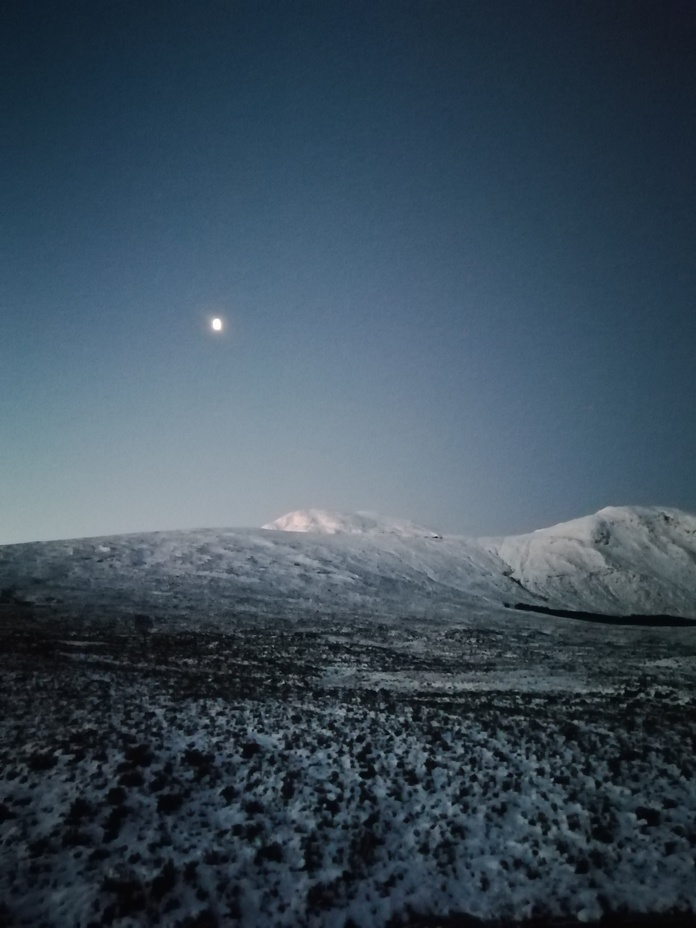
[493,506,696,616]
[1,506,695,625]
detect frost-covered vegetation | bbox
[1,605,695,927]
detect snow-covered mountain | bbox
[0,525,515,624]
[263,508,440,537]
[0,505,695,623]
[492,505,696,617]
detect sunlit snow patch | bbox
[262,508,441,538]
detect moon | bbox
[211,317,223,332]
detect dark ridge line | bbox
[508,602,696,627]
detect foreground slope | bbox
[3,651,696,928]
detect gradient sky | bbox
[2,0,695,544]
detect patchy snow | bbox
[2,653,695,928]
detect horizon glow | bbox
[1,1,694,546]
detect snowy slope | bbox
[1,506,695,623]
[493,505,696,616]
[0,525,520,625]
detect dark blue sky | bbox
[2,0,695,543]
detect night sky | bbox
[2,1,695,544]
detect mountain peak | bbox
[262,509,440,538]
[496,505,696,615]
[529,505,695,541]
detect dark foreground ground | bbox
[1,604,695,927]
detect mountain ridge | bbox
[492,505,696,617]
[1,505,695,623]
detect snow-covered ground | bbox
[262,509,441,538]
[492,506,696,617]
[1,506,695,625]
[1,506,696,926]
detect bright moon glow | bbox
[211,317,223,332]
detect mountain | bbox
[0,506,694,625]
[0,524,516,625]
[263,508,441,537]
[492,505,696,617]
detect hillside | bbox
[1,506,695,625]
[492,506,696,617]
